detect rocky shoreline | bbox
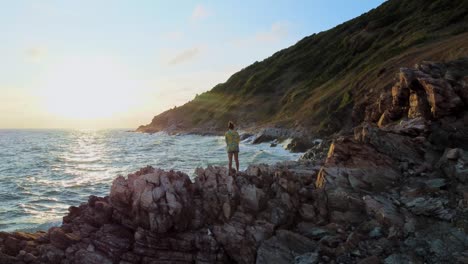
[1,60,468,264]
[136,127,319,154]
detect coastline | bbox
[135,126,321,153]
[0,130,304,233]
[1,59,467,263]
[2,0,468,262]
[1,130,466,263]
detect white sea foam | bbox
[0,129,302,231]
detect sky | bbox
[0,0,386,129]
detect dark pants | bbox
[228,151,239,175]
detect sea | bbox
[0,129,302,232]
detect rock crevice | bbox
[1,59,468,263]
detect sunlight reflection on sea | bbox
[0,129,302,231]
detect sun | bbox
[40,56,137,119]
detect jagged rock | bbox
[253,134,275,144]
[402,220,468,263]
[133,229,223,262]
[381,117,429,136]
[247,220,275,245]
[110,167,194,232]
[446,148,461,160]
[0,252,17,263]
[10,231,45,242]
[400,196,454,221]
[212,212,257,264]
[78,223,98,238]
[384,253,410,264]
[92,224,133,261]
[240,184,266,213]
[252,128,302,144]
[358,255,381,264]
[23,252,36,263]
[240,133,253,140]
[39,244,64,264]
[195,166,240,223]
[286,138,312,153]
[325,190,365,224]
[316,137,400,193]
[436,148,468,183]
[363,196,404,227]
[4,57,468,264]
[74,249,113,264]
[299,204,316,221]
[133,227,226,263]
[296,223,333,240]
[48,227,80,250]
[429,112,468,149]
[389,64,465,121]
[294,252,319,264]
[109,176,131,210]
[256,230,317,264]
[289,168,319,186]
[418,77,463,118]
[408,88,431,119]
[1,158,467,263]
[300,139,330,163]
[425,178,447,189]
[369,227,383,238]
[3,236,23,256]
[354,123,424,164]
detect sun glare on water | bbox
[40,57,138,119]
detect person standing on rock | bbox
[225,121,240,175]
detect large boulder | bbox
[252,128,300,144]
[194,166,240,223]
[240,184,267,213]
[436,148,468,183]
[376,59,468,125]
[109,167,194,233]
[316,137,400,193]
[286,138,313,153]
[212,212,258,264]
[48,227,80,250]
[354,123,425,164]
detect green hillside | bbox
[138,0,468,135]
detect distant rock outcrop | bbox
[1,60,467,263]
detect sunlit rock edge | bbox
[0,59,467,264]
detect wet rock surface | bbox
[1,59,468,263]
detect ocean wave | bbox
[0,129,301,231]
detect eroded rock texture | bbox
[0,59,467,263]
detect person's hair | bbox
[228,121,235,130]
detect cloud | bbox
[163,31,183,41]
[26,47,48,62]
[168,47,200,65]
[255,21,290,43]
[191,5,210,20]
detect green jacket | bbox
[225,129,240,152]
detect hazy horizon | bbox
[1,0,385,129]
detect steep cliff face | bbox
[1,59,467,263]
[137,0,468,135]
